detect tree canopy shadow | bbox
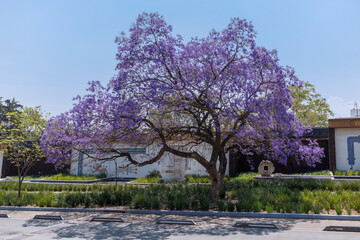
[20,215,318,239]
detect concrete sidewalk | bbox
[0,209,359,240]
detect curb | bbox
[0,206,360,221]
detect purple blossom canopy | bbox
[41,12,323,174]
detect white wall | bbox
[0,152,3,178]
[335,128,360,170]
[70,142,229,178]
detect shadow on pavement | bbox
[20,215,318,239]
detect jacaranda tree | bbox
[41,13,324,200]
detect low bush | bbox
[3,172,360,215]
[265,204,274,213]
[199,195,210,211]
[216,200,225,211]
[225,201,235,212]
[131,193,146,209]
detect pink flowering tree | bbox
[41,13,324,200]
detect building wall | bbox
[335,128,360,171]
[1,155,59,177]
[70,143,229,178]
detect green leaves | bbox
[290,82,334,127]
[0,106,48,197]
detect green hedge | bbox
[2,172,360,214]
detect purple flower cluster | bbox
[40,12,323,173]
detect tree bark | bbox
[209,172,223,201]
[114,160,118,185]
[17,178,22,198]
[208,151,227,201]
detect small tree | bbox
[290,81,334,127]
[2,107,47,198]
[41,13,324,200]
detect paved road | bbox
[0,210,359,239]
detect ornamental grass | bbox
[1,173,360,215]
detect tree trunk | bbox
[114,160,118,186]
[18,179,22,198]
[209,172,223,201]
[17,166,23,198]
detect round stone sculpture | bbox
[258,160,275,177]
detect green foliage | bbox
[348,170,353,176]
[131,193,146,209]
[216,200,225,211]
[1,106,48,198]
[151,196,161,210]
[265,204,274,213]
[0,97,22,126]
[251,201,262,212]
[133,171,161,183]
[1,173,360,215]
[225,201,235,212]
[199,195,210,211]
[300,170,332,176]
[133,173,213,184]
[312,200,323,214]
[290,81,334,127]
[190,197,199,211]
[335,204,343,215]
[186,175,212,183]
[45,174,100,181]
[231,172,258,182]
[11,173,102,181]
[229,190,237,200]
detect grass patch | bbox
[9,173,104,181]
[133,172,213,184]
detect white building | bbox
[329,118,360,171]
[70,143,229,179]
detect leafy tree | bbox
[290,82,334,127]
[0,98,23,138]
[41,13,323,200]
[0,97,22,120]
[2,107,47,198]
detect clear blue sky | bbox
[1,0,359,117]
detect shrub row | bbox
[227,188,360,215]
[0,184,211,211]
[334,170,360,176]
[2,186,358,215]
[0,182,116,192]
[224,178,360,192]
[134,173,212,184]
